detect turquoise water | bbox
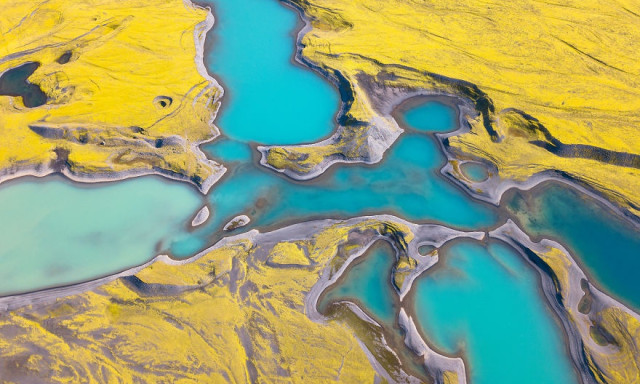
[321,237,580,383]
[203,0,337,144]
[319,242,397,324]
[509,185,640,310]
[0,176,201,294]
[206,137,253,163]
[460,162,489,182]
[172,132,497,255]
[403,101,457,132]
[413,241,578,384]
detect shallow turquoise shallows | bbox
[412,241,578,384]
[403,101,457,132]
[509,185,640,310]
[319,242,398,324]
[202,0,338,145]
[0,176,201,295]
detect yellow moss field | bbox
[0,0,224,192]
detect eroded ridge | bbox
[0,216,481,383]
[491,221,640,384]
[0,0,225,193]
[260,0,640,220]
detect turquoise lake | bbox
[460,162,489,182]
[319,242,398,325]
[0,0,637,382]
[402,101,457,133]
[0,176,201,294]
[204,0,337,145]
[412,241,578,384]
[324,239,579,383]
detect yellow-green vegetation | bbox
[0,218,431,383]
[0,0,224,192]
[392,254,419,293]
[587,307,640,384]
[265,0,640,217]
[442,371,459,384]
[267,241,312,266]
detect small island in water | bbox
[0,0,638,383]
